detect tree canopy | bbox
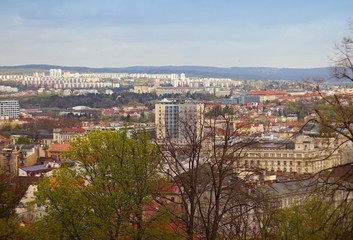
[31,129,173,240]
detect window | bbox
[283,154,287,158]
[283,161,287,166]
[296,154,302,158]
[290,161,293,166]
[277,161,280,166]
[270,153,275,157]
[276,154,281,157]
[289,154,294,158]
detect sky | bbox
[0,0,352,68]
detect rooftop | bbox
[49,143,70,152]
[249,90,288,96]
[20,165,49,172]
[61,128,86,133]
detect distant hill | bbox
[0,64,333,81]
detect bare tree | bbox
[263,22,353,239]
[314,20,353,143]
[313,21,353,188]
[156,104,261,240]
[332,20,353,82]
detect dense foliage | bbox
[0,174,28,239]
[30,130,173,240]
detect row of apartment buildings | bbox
[22,77,120,89]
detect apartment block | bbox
[155,99,204,141]
[0,100,20,118]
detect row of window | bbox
[244,160,308,166]
[236,166,309,173]
[248,152,312,158]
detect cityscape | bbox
[1,0,353,240]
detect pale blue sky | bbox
[0,0,352,68]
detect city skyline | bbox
[1,0,352,68]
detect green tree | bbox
[16,136,31,145]
[0,173,27,239]
[263,198,353,240]
[32,168,90,240]
[0,124,12,132]
[32,129,171,240]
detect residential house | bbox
[48,143,70,161]
[0,145,39,175]
[53,127,85,144]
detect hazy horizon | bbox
[0,64,332,70]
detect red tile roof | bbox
[61,128,86,133]
[49,143,70,152]
[0,134,9,143]
[249,90,288,95]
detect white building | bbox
[155,99,204,141]
[16,183,47,223]
[49,69,62,78]
[0,100,20,118]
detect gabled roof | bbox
[20,165,49,172]
[49,143,70,152]
[61,128,86,133]
[258,178,315,197]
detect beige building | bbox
[48,143,70,161]
[53,128,86,144]
[155,99,204,141]
[134,86,152,94]
[0,145,39,175]
[240,135,341,174]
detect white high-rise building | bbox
[0,100,20,118]
[49,69,62,78]
[170,74,178,80]
[155,99,204,141]
[180,73,186,80]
